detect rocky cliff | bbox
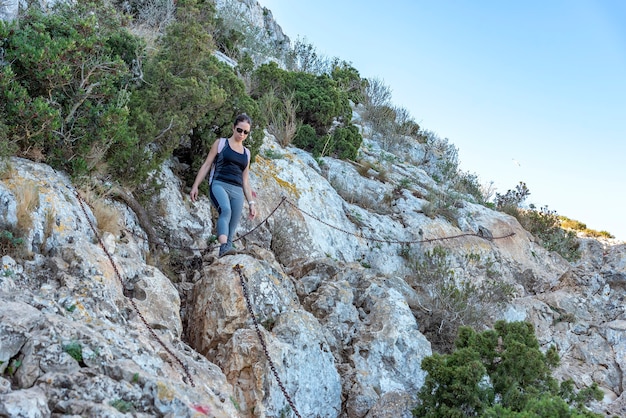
[1,106,625,416]
[1,1,625,417]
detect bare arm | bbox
[242,154,257,219]
[189,139,220,202]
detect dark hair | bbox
[234,113,252,127]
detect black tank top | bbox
[213,140,249,187]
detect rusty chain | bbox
[74,191,195,387]
[72,187,516,393]
[233,264,302,418]
[284,197,516,244]
[122,196,288,252]
[126,195,514,252]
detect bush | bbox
[495,183,580,261]
[292,124,318,152]
[495,182,530,211]
[453,171,488,204]
[330,124,362,160]
[407,246,514,353]
[251,62,352,135]
[284,37,331,75]
[414,321,603,417]
[519,206,581,262]
[259,90,299,147]
[0,3,143,181]
[330,59,366,104]
[0,229,24,258]
[126,0,263,191]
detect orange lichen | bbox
[254,156,300,199]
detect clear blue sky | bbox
[258,0,626,241]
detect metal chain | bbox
[123,196,288,251]
[233,264,302,418]
[283,198,516,244]
[126,195,513,252]
[72,186,515,393]
[75,191,195,387]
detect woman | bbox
[190,114,257,257]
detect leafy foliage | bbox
[0,229,24,258]
[126,0,262,189]
[292,124,318,152]
[62,341,84,363]
[495,183,580,261]
[251,61,352,135]
[330,59,367,104]
[495,182,531,212]
[251,61,360,159]
[1,0,264,190]
[406,246,515,352]
[414,321,603,417]
[520,205,581,262]
[0,2,142,180]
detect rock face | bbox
[1,3,625,417]
[0,0,65,21]
[2,115,625,416]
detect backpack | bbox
[207,137,250,185]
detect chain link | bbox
[233,264,302,418]
[75,191,195,387]
[73,187,516,394]
[282,198,516,244]
[126,195,514,252]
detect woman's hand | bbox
[248,202,257,219]
[190,185,199,202]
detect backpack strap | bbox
[208,138,227,185]
[217,137,227,153]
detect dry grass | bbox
[13,181,40,233]
[355,160,374,178]
[260,90,300,147]
[0,160,16,180]
[79,188,122,236]
[41,208,56,251]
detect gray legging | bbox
[209,180,244,243]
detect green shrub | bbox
[110,399,134,413]
[284,37,330,75]
[495,182,530,211]
[519,206,581,262]
[251,61,352,135]
[126,0,262,191]
[292,124,318,153]
[407,246,514,352]
[414,321,603,417]
[291,122,362,160]
[422,187,461,227]
[330,59,366,104]
[453,171,487,204]
[0,3,142,181]
[0,228,25,259]
[62,341,83,363]
[495,184,581,261]
[330,124,362,160]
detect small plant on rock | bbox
[62,341,84,364]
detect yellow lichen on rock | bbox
[253,156,300,199]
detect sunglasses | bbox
[235,127,250,135]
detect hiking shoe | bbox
[218,242,236,258]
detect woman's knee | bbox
[219,206,232,219]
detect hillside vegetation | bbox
[0,1,615,416]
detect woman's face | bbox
[233,122,251,141]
